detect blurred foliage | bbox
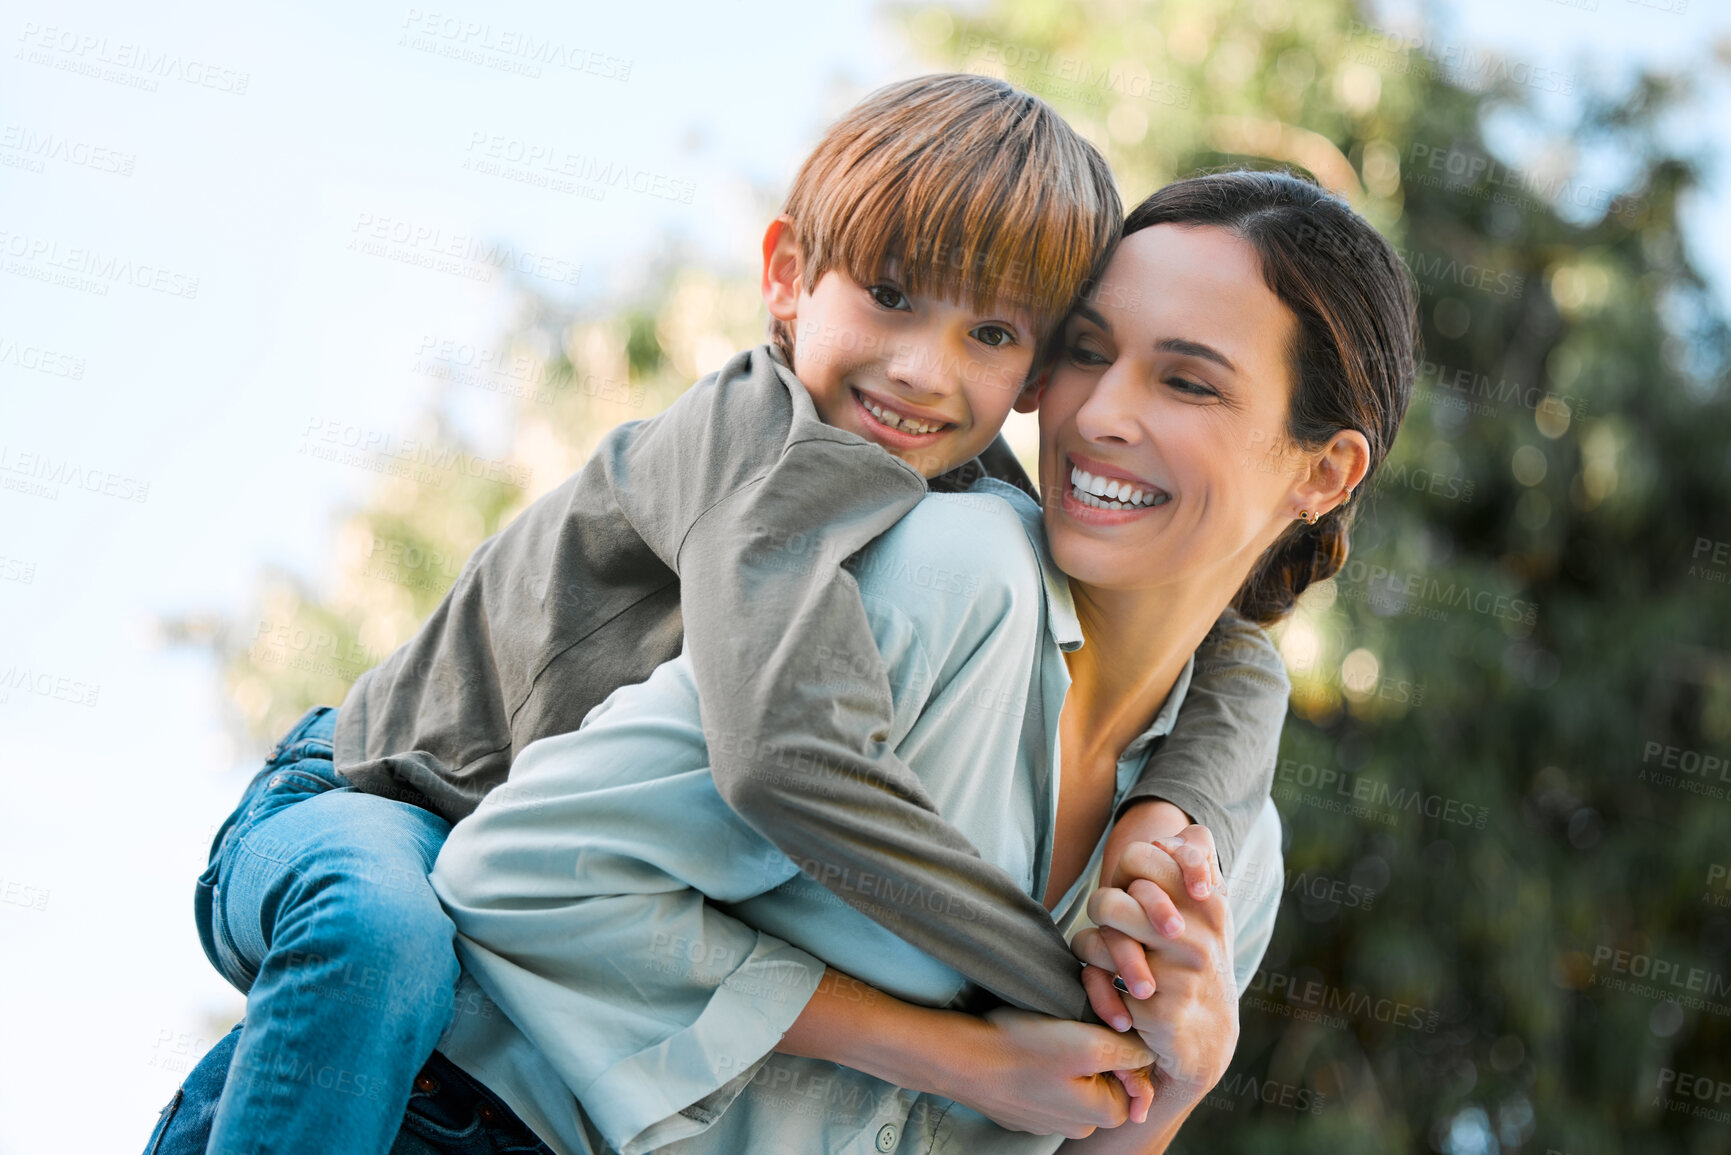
[182,0,1731,1150]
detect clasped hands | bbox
[969,812,1239,1144]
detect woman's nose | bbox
[1074,362,1145,446]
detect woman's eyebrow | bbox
[1156,337,1237,374]
[1071,301,1110,331]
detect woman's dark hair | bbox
[1123,170,1418,625]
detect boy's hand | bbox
[1090,823,1222,1008]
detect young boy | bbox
[157,75,1289,1155]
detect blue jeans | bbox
[146,706,499,1155]
[145,1023,552,1154]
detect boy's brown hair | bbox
[772,74,1122,366]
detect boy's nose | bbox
[886,327,963,399]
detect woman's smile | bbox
[1061,453,1172,523]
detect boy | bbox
[162,75,1289,1155]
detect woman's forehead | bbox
[1093,224,1293,370]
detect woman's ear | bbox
[1291,428,1371,517]
[761,215,803,322]
[1013,367,1050,413]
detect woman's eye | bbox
[1169,376,1217,398]
[1066,344,1108,367]
[868,284,909,310]
[974,325,1016,348]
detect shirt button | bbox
[875,1122,899,1151]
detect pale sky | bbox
[0,1,1722,1151]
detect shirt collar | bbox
[1118,652,1196,764]
[969,477,1084,654]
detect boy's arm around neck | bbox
[666,353,1090,1021]
[1117,610,1290,877]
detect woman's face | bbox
[1033,223,1316,597]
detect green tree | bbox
[180,1,1731,1150]
[893,2,1729,1152]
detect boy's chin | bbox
[871,437,988,481]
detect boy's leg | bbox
[141,1023,240,1154]
[146,1034,562,1155]
[195,709,461,1155]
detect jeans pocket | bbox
[139,1089,183,1155]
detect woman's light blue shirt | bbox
[430,479,1281,1155]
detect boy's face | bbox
[763,219,1037,479]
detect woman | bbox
[411,169,1417,1154]
[151,169,1415,1153]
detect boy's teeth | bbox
[1069,465,1168,511]
[861,394,942,435]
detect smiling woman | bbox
[1033,172,1415,627]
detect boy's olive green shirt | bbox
[333,343,1290,1021]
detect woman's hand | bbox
[1075,841,1240,1111]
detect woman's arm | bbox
[779,968,1154,1139]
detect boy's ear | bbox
[1013,366,1050,414]
[761,215,803,322]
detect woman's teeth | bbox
[860,393,945,435]
[1070,465,1168,511]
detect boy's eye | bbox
[868,284,910,311]
[973,324,1017,348]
